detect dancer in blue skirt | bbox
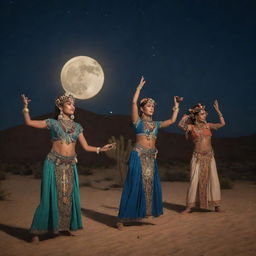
[117,77,182,229]
[21,93,114,242]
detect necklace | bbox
[59,119,75,134]
[142,119,156,140]
[195,121,207,130]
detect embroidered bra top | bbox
[45,118,83,144]
[190,124,212,141]
[133,117,161,139]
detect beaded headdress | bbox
[140,98,156,106]
[55,93,75,108]
[188,103,206,119]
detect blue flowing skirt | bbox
[30,157,83,234]
[118,150,163,219]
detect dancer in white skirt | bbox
[178,100,225,213]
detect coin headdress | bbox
[55,93,75,108]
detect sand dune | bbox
[0,174,255,256]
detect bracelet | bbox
[96,147,101,154]
[137,85,143,90]
[172,106,179,112]
[218,113,223,118]
[22,108,29,114]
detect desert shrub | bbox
[218,161,256,181]
[78,166,93,175]
[94,179,102,183]
[31,162,43,179]
[1,163,33,176]
[104,176,114,181]
[159,162,190,182]
[161,169,189,182]
[79,181,92,187]
[220,176,233,189]
[4,163,24,174]
[109,183,122,188]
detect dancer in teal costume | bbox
[21,93,114,242]
[117,77,182,229]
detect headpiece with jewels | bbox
[55,93,75,108]
[188,103,206,119]
[140,98,156,106]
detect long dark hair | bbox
[187,103,207,125]
[53,106,60,120]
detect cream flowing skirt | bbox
[186,151,221,209]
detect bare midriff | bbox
[51,140,76,156]
[193,135,212,153]
[136,135,156,149]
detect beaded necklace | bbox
[58,119,76,144]
[142,119,156,140]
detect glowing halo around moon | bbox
[60,56,104,100]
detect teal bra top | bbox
[134,117,161,139]
[45,118,83,144]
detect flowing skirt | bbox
[186,151,221,209]
[118,144,163,219]
[30,150,83,234]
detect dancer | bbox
[21,93,114,242]
[178,101,225,213]
[117,77,182,229]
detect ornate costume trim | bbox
[193,150,213,209]
[187,200,221,208]
[134,144,158,216]
[47,150,77,231]
[45,119,83,144]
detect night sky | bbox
[1,0,255,137]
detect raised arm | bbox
[131,76,145,124]
[160,96,181,128]
[78,132,115,153]
[178,114,192,132]
[208,100,226,130]
[21,94,48,129]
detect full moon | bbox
[60,56,104,99]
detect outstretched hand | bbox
[21,94,31,107]
[174,96,183,106]
[101,143,116,152]
[137,76,146,89]
[213,99,220,112]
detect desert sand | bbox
[0,173,255,256]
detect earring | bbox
[70,114,75,120]
[58,110,63,120]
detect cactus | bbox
[105,135,133,186]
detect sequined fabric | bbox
[134,144,158,216]
[45,118,83,144]
[47,150,77,231]
[193,150,213,209]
